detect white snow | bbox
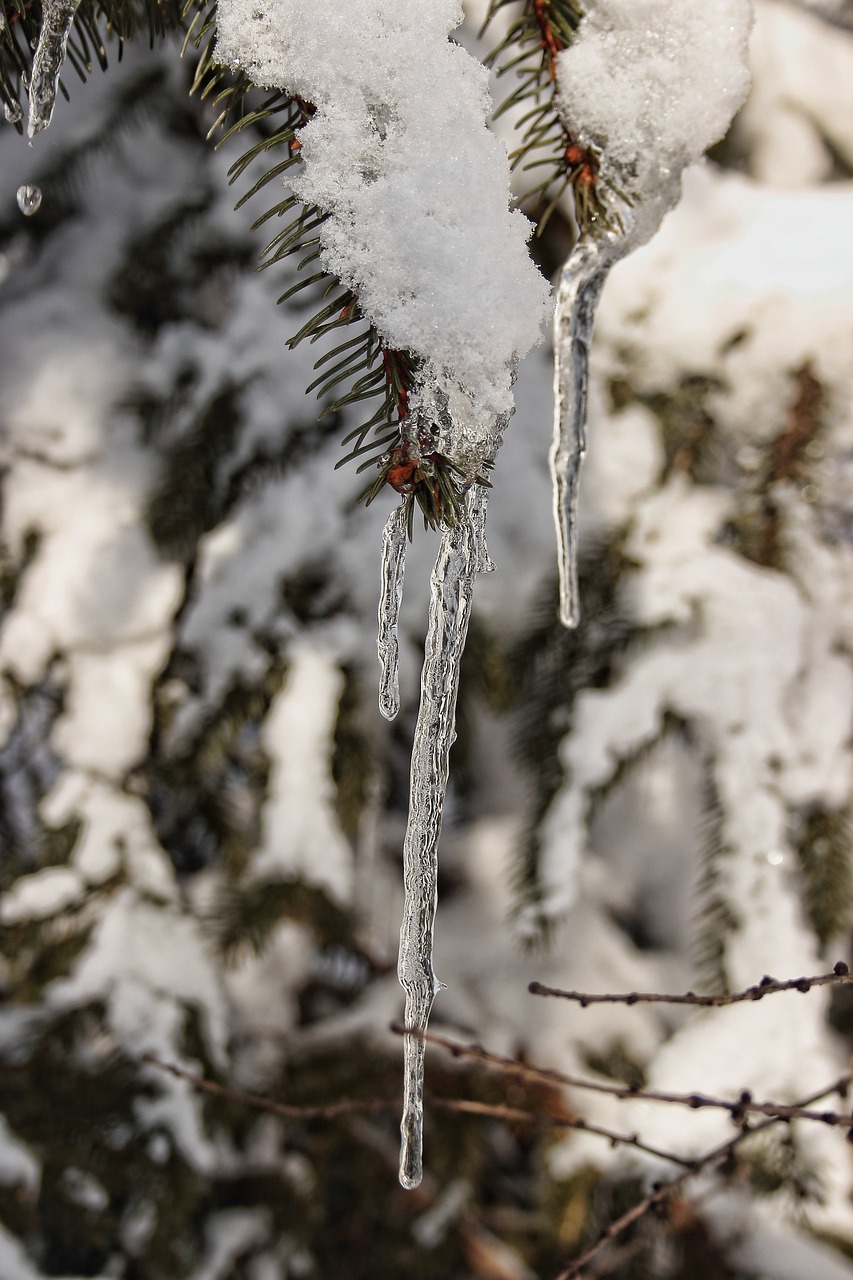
[556,0,753,210]
[253,644,353,904]
[215,0,549,440]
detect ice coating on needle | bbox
[377,504,407,721]
[549,0,754,628]
[397,497,479,1189]
[215,0,549,441]
[28,0,81,137]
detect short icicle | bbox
[397,494,479,1190]
[28,0,81,137]
[377,502,408,721]
[550,231,627,629]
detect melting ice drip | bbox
[378,484,493,1189]
[550,229,630,629]
[28,0,81,137]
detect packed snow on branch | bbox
[215,0,549,447]
[548,0,754,628]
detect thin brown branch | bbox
[435,1099,696,1168]
[529,961,851,1009]
[141,1054,394,1121]
[142,1053,693,1168]
[394,1024,853,1129]
[553,1073,852,1280]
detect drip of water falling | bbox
[377,503,408,721]
[16,184,42,216]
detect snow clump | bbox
[556,0,754,220]
[215,0,550,436]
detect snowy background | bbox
[2,0,853,1276]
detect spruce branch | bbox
[179,1,470,529]
[483,0,612,235]
[529,961,853,1009]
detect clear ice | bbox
[27,0,80,137]
[397,493,481,1190]
[377,503,408,721]
[550,230,629,629]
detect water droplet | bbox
[766,850,784,866]
[4,100,23,125]
[16,184,42,216]
[801,484,820,504]
[737,445,762,471]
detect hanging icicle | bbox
[397,492,481,1189]
[550,229,628,629]
[28,0,81,136]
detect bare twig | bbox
[140,1053,394,1120]
[529,961,852,1009]
[438,1099,696,1168]
[393,1025,853,1130]
[142,1054,694,1168]
[552,1073,852,1280]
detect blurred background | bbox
[2,1,853,1275]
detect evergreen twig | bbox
[482,0,614,234]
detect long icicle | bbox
[377,502,408,721]
[550,231,626,629]
[28,0,80,137]
[397,494,479,1189]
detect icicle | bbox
[468,483,495,574]
[550,234,621,629]
[27,0,80,137]
[377,503,408,721]
[397,497,479,1190]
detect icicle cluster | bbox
[214,0,545,1188]
[549,0,754,628]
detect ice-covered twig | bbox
[397,498,480,1189]
[28,0,80,137]
[377,503,408,720]
[530,961,853,1007]
[550,229,629,628]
